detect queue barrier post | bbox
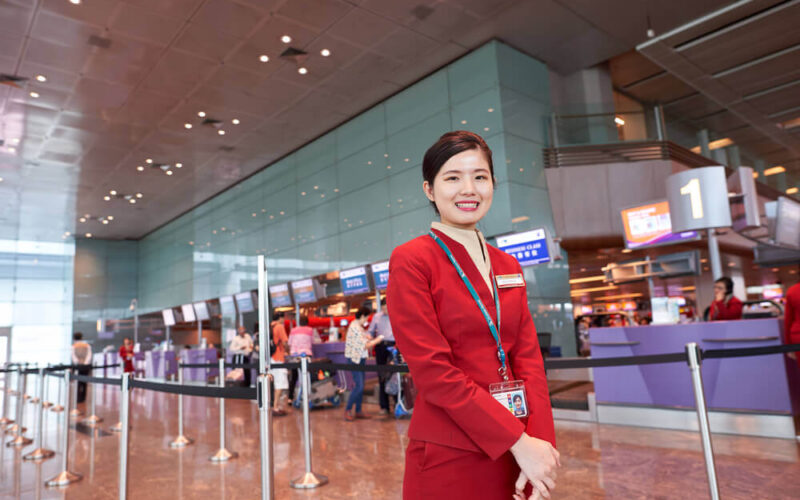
[23,368,55,461]
[26,370,40,404]
[109,359,125,432]
[290,355,328,489]
[0,367,15,427]
[50,369,65,413]
[83,369,104,426]
[69,370,83,419]
[118,373,131,500]
[6,368,32,447]
[258,373,275,500]
[169,365,193,448]
[685,342,720,500]
[45,370,82,487]
[42,368,53,409]
[209,358,237,462]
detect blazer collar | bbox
[430,228,497,309]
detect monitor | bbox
[775,197,800,249]
[219,295,236,316]
[370,261,390,290]
[234,291,255,313]
[340,267,371,295]
[162,308,176,326]
[269,284,292,308]
[496,228,552,266]
[291,279,317,304]
[181,304,196,323]
[193,301,210,321]
[621,200,700,249]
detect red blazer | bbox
[387,229,555,461]
[785,283,800,344]
[709,296,743,321]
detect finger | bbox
[528,488,543,500]
[542,476,556,491]
[533,480,551,499]
[551,447,562,467]
[515,472,527,493]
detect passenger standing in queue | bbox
[119,337,135,374]
[271,313,290,416]
[784,279,800,368]
[71,332,92,403]
[343,307,383,421]
[228,326,254,386]
[387,131,558,500]
[709,277,743,321]
[367,298,397,415]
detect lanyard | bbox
[429,231,508,381]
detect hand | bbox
[510,434,560,499]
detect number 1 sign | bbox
[666,167,732,232]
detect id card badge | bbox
[489,380,528,418]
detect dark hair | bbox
[380,298,387,307]
[355,306,372,320]
[715,277,733,295]
[272,312,281,321]
[299,315,309,326]
[513,394,522,403]
[73,332,83,341]
[422,131,494,213]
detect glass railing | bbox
[549,109,663,148]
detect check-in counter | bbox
[588,318,800,438]
[179,348,218,382]
[145,350,178,379]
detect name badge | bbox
[489,380,528,418]
[495,274,525,288]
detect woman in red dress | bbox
[387,131,559,500]
[119,337,135,374]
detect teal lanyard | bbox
[429,231,508,381]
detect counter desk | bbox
[588,318,800,439]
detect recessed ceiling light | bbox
[102,220,109,224]
[184,123,192,129]
[65,231,70,236]
[109,190,117,195]
[107,216,114,221]
[104,196,110,201]
[129,199,136,204]
[8,147,15,153]
[136,166,144,171]
[35,75,47,82]
[197,111,206,117]
[460,120,467,124]
[259,54,269,63]
[321,49,331,57]
[298,67,308,75]
[788,187,799,195]
[487,108,494,113]
[166,170,174,176]
[281,35,292,43]
[0,177,3,182]
[29,91,39,98]
[218,130,226,135]
[136,193,143,198]
[79,217,86,223]
[232,119,240,125]
[175,163,183,168]
[10,138,19,144]
[145,158,153,164]
[85,233,92,238]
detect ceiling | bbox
[610,0,800,190]
[0,0,736,240]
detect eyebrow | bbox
[440,168,491,176]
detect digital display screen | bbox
[621,201,699,249]
[496,228,550,266]
[371,261,390,290]
[193,301,210,321]
[340,267,370,295]
[181,304,196,323]
[269,284,292,308]
[235,291,255,313]
[219,296,236,316]
[291,279,317,304]
[162,308,175,326]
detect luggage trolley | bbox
[291,357,344,410]
[386,347,414,419]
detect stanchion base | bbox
[22,447,55,461]
[108,421,122,433]
[29,397,40,404]
[209,448,237,462]
[82,415,104,426]
[42,402,53,409]
[45,470,83,487]
[23,394,32,400]
[49,405,64,413]
[5,424,26,434]
[290,472,329,489]
[169,435,194,448]
[0,417,14,427]
[6,435,33,447]
[69,409,83,418]
[9,391,18,396]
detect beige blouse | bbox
[431,221,493,296]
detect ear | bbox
[422,180,435,202]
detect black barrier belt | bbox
[178,363,219,369]
[544,352,689,370]
[703,342,800,360]
[129,379,256,400]
[72,374,123,386]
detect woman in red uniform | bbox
[785,279,800,369]
[119,337,135,374]
[387,131,559,500]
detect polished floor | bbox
[0,384,799,499]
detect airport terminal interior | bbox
[1,0,800,498]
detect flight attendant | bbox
[387,131,559,500]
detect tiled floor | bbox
[1,384,798,499]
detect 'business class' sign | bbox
[340,267,370,295]
[496,228,550,266]
[371,261,390,290]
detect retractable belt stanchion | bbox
[118,373,131,500]
[109,359,125,432]
[0,367,14,427]
[82,368,104,426]
[257,254,275,500]
[6,368,32,447]
[290,354,328,489]
[45,370,82,487]
[209,358,236,462]
[27,370,40,404]
[169,365,193,448]
[50,370,64,413]
[23,368,55,461]
[685,342,720,500]
[42,368,53,409]
[69,369,83,418]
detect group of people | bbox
[70,333,135,404]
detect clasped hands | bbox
[510,433,560,500]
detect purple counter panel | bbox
[92,353,106,377]
[180,348,218,382]
[589,319,800,414]
[226,353,256,385]
[105,352,121,377]
[311,342,377,389]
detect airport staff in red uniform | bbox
[119,337,135,373]
[708,277,743,321]
[784,280,800,369]
[388,131,558,500]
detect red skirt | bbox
[403,439,523,500]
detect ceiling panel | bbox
[715,47,800,96]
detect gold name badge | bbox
[495,274,525,288]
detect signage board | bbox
[621,200,699,249]
[234,291,255,313]
[291,279,317,304]
[496,228,551,266]
[219,295,236,315]
[193,301,210,321]
[268,284,292,308]
[371,261,390,290]
[181,304,196,323]
[340,267,370,295]
[775,197,800,249]
[162,308,175,326]
[666,166,732,231]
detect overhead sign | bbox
[340,267,370,295]
[219,295,236,315]
[181,304,196,323]
[775,197,800,249]
[666,166,732,231]
[268,284,292,308]
[621,200,699,249]
[234,291,255,313]
[371,261,390,290]
[728,166,761,231]
[496,228,551,266]
[162,308,175,326]
[193,301,210,321]
[291,279,317,304]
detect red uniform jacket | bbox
[387,229,555,461]
[709,296,743,321]
[785,283,800,344]
[119,345,134,373]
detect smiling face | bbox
[514,398,522,409]
[423,149,494,230]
